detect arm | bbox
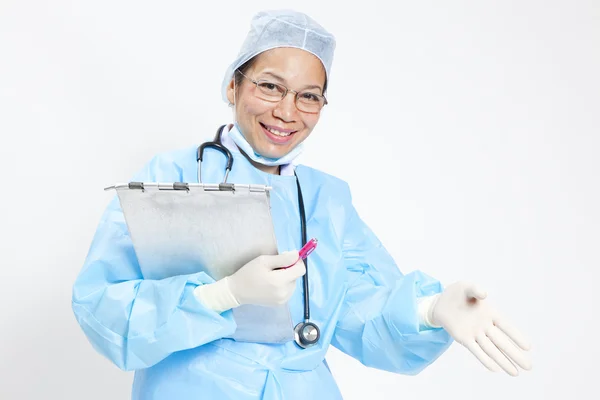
[330,186,453,375]
[71,155,237,371]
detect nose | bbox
[272,91,298,122]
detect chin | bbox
[253,142,288,158]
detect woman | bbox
[71,9,531,400]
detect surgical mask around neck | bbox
[228,123,304,167]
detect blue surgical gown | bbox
[71,142,453,399]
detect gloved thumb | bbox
[465,283,487,300]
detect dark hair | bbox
[233,55,328,95]
[234,58,258,89]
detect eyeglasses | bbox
[236,70,327,114]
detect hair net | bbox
[221,9,336,103]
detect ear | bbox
[226,78,235,105]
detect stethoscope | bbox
[197,125,320,349]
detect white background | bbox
[1,1,598,399]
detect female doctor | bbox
[71,9,532,400]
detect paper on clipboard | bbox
[107,181,295,344]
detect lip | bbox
[259,122,297,144]
[261,123,296,134]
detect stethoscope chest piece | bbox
[294,321,320,349]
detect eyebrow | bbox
[260,71,323,92]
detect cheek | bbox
[241,97,273,119]
[302,114,320,131]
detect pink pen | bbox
[279,238,318,269]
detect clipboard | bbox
[105,181,295,344]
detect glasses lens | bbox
[253,80,326,113]
[296,92,325,113]
[255,81,286,101]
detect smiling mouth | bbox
[260,122,297,137]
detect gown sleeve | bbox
[71,155,236,371]
[331,184,453,375]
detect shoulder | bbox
[296,164,349,187]
[295,164,353,203]
[294,165,360,241]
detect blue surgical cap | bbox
[221,9,336,103]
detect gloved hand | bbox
[420,281,532,376]
[194,251,305,313]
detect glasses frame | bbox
[236,69,328,114]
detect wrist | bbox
[417,293,442,329]
[194,277,240,313]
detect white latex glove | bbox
[194,251,305,312]
[421,281,532,376]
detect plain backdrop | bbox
[1,1,598,399]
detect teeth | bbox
[266,126,291,137]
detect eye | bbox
[299,92,320,103]
[258,82,282,93]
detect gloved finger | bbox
[464,283,487,300]
[285,280,298,295]
[272,281,297,304]
[494,317,532,351]
[486,327,532,371]
[476,334,518,376]
[463,340,501,373]
[281,281,298,302]
[265,251,301,270]
[277,259,306,281]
